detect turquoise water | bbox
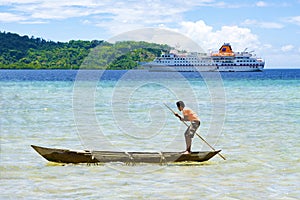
[1,70,299,199]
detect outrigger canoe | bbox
[31,145,221,164]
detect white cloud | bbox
[0,12,25,22]
[256,1,267,7]
[263,44,273,49]
[19,20,48,24]
[242,19,284,29]
[1,0,274,26]
[0,0,41,5]
[285,16,300,26]
[106,20,261,54]
[89,1,197,36]
[177,20,260,52]
[281,45,294,52]
[0,0,205,22]
[12,1,98,20]
[0,0,203,33]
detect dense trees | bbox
[0,31,170,69]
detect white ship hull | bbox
[143,64,263,72]
[143,64,216,72]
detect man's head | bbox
[176,101,185,111]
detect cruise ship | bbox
[142,43,265,72]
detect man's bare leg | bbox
[183,136,192,154]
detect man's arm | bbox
[174,112,183,121]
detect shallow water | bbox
[1,69,299,199]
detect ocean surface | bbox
[0,69,299,199]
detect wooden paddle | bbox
[164,103,226,160]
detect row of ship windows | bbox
[157,61,213,64]
[174,64,214,66]
[160,56,253,60]
[161,56,252,60]
[172,63,263,66]
[157,59,256,63]
[218,66,261,69]
[236,60,256,62]
[217,64,263,67]
[173,66,261,69]
[157,60,258,64]
[236,57,250,59]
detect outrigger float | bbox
[31,145,221,164]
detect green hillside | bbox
[0,31,171,69]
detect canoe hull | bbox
[31,145,221,164]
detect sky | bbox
[1,0,300,68]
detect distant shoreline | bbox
[0,31,170,71]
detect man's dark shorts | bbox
[184,121,200,138]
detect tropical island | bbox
[0,31,171,70]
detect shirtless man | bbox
[174,101,200,154]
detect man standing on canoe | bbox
[174,101,200,154]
